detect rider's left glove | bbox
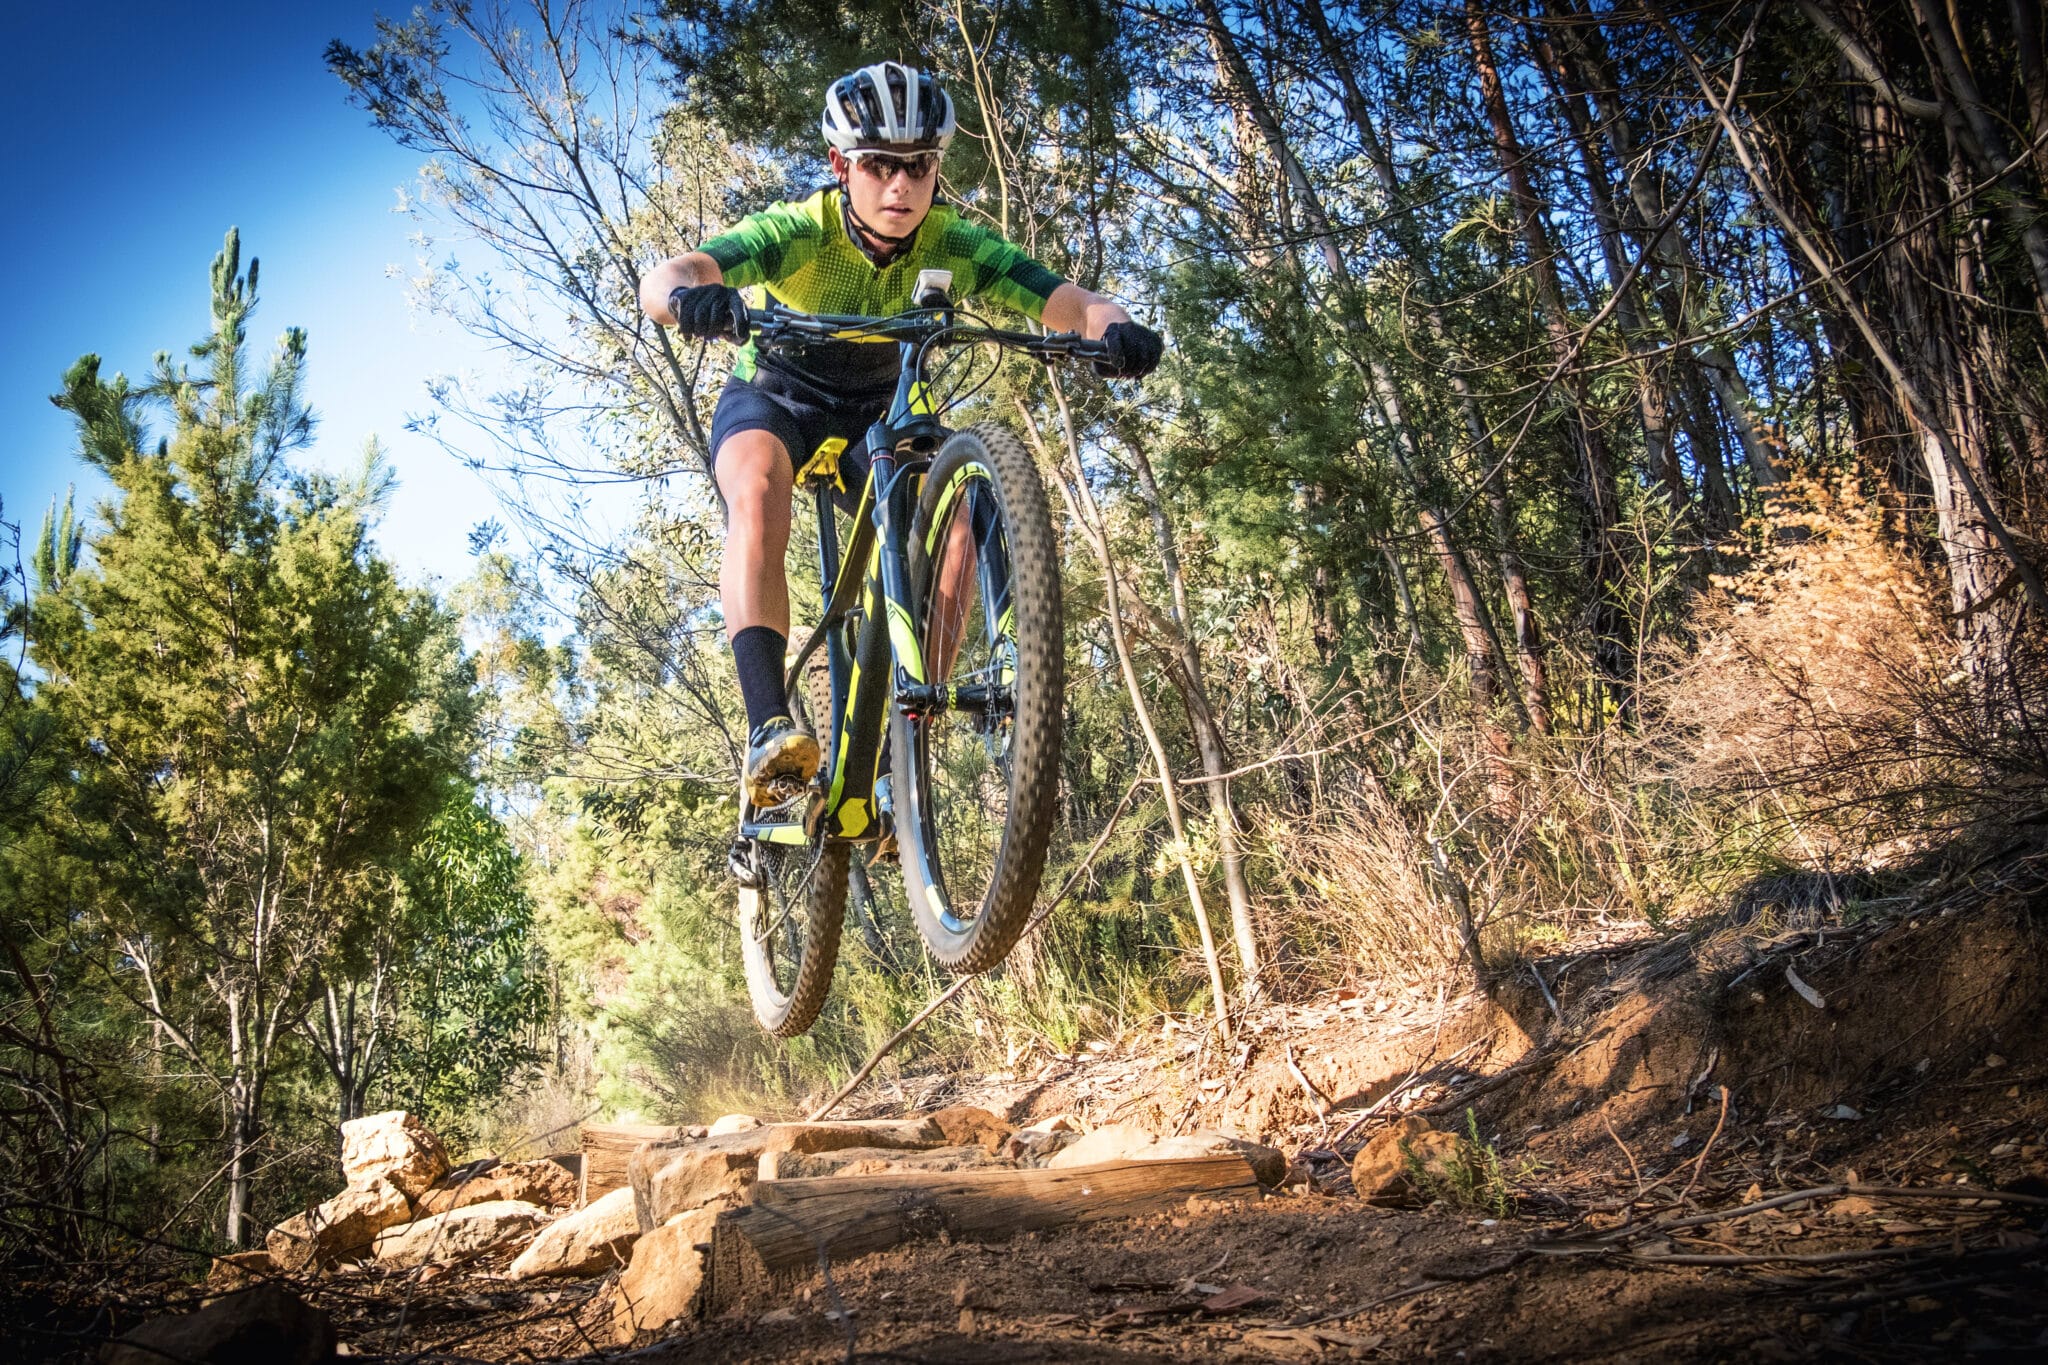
[1094,320,1164,380]
[668,284,750,342]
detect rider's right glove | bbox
[1094,320,1164,379]
[668,283,750,341]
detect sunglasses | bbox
[848,150,941,182]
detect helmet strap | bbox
[838,179,916,266]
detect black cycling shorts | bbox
[709,367,888,494]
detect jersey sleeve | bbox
[697,197,821,289]
[944,219,1066,321]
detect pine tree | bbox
[29,230,476,1247]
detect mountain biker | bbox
[640,60,1163,808]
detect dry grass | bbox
[1658,474,2048,851]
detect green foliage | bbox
[4,230,494,1249]
[382,792,550,1143]
[1402,1110,1517,1220]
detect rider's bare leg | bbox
[928,513,977,681]
[717,428,794,638]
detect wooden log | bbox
[580,1123,681,1204]
[709,1154,1259,1302]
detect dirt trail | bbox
[603,865,2043,1364]
[23,855,2048,1362]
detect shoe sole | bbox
[746,736,821,808]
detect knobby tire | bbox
[895,424,1063,972]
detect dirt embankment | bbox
[647,852,2048,1363]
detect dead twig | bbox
[1419,1049,1558,1114]
[1676,1086,1730,1204]
[1284,1040,1332,1121]
[1602,1113,1644,1196]
[1297,1279,1443,1326]
[1328,1037,1490,1150]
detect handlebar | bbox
[741,300,1112,365]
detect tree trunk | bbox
[1119,430,1262,991]
[1467,1,1633,718]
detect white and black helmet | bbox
[821,62,957,153]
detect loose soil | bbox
[13,847,2048,1361]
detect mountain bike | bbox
[723,276,1109,1036]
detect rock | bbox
[1001,1128,1081,1166]
[1042,1122,1156,1169]
[101,1283,335,1365]
[372,1199,547,1268]
[760,1144,1012,1180]
[631,1145,757,1232]
[926,1106,1012,1153]
[1041,1125,1288,1187]
[1348,1117,1464,1201]
[266,1177,412,1271]
[1024,1114,1081,1134]
[612,1207,719,1343]
[1147,1133,1289,1188]
[418,1157,579,1216]
[707,1113,762,1136]
[630,1119,947,1230]
[341,1111,450,1199]
[509,1187,641,1279]
[206,1250,275,1291]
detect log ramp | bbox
[708,1154,1261,1311]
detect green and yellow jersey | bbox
[699,186,1065,396]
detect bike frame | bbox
[738,319,950,851]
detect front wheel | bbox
[894,425,1063,972]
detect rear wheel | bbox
[737,831,847,1037]
[736,671,844,1036]
[894,424,1063,972]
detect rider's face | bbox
[830,147,938,245]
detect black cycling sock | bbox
[731,626,790,734]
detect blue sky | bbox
[2,1,515,591]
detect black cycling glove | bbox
[668,283,749,341]
[1094,320,1164,379]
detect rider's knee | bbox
[719,444,789,520]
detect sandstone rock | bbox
[1000,1127,1081,1166]
[1146,1133,1289,1188]
[630,1119,947,1230]
[101,1283,335,1365]
[1042,1124,1288,1186]
[418,1157,579,1216]
[1349,1117,1464,1201]
[341,1111,449,1199]
[611,1207,719,1343]
[707,1113,761,1136]
[631,1145,756,1232]
[509,1187,641,1279]
[1041,1122,1155,1170]
[1024,1114,1081,1133]
[206,1249,275,1291]
[266,1176,412,1271]
[372,1199,546,1268]
[759,1144,1012,1181]
[926,1105,1012,1153]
